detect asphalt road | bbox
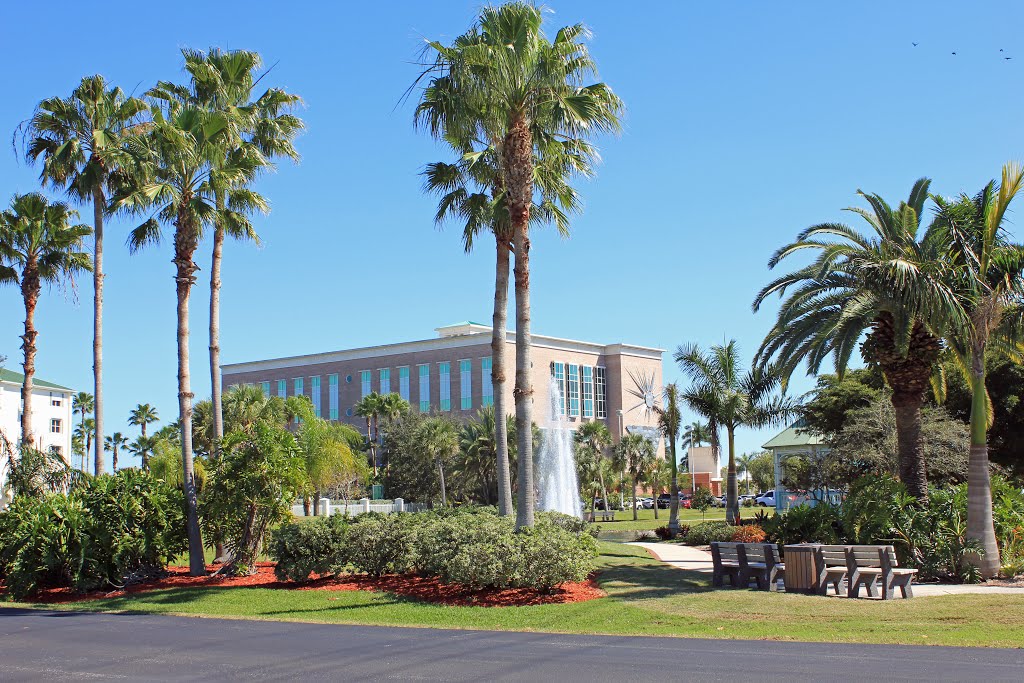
[1,608,1022,682]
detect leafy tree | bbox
[0,193,91,447]
[574,420,612,511]
[103,432,128,471]
[931,162,1024,576]
[691,485,715,520]
[746,452,776,493]
[753,179,961,500]
[417,2,623,527]
[618,432,655,521]
[677,340,793,523]
[799,368,884,437]
[22,76,149,474]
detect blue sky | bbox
[2,1,1022,470]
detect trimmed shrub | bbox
[731,524,767,544]
[347,513,418,576]
[270,515,349,582]
[513,524,597,590]
[653,526,672,541]
[683,521,734,545]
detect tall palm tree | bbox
[0,193,91,447]
[72,391,94,468]
[73,417,96,472]
[681,421,710,450]
[624,379,686,534]
[618,432,655,521]
[128,403,159,440]
[752,179,962,500]
[574,420,612,511]
[647,457,672,521]
[115,89,253,576]
[416,2,623,527]
[353,392,385,473]
[736,452,757,495]
[418,417,460,507]
[676,341,793,523]
[127,435,158,470]
[22,76,149,474]
[931,162,1024,577]
[104,431,128,471]
[155,48,302,450]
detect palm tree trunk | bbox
[653,484,659,520]
[175,225,205,576]
[726,428,739,524]
[92,190,105,476]
[892,396,928,500]
[209,214,225,454]
[492,237,514,516]
[437,458,447,507]
[966,347,1000,578]
[19,265,39,447]
[112,444,118,472]
[668,438,680,536]
[632,478,638,521]
[506,115,535,530]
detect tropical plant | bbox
[736,452,758,496]
[618,432,655,521]
[115,81,256,575]
[676,341,793,523]
[646,457,672,520]
[22,76,150,475]
[72,391,94,468]
[418,417,461,507]
[753,179,962,500]
[931,162,1024,577]
[290,397,367,513]
[3,441,82,499]
[127,435,159,471]
[103,432,128,471]
[0,193,91,447]
[128,403,159,447]
[73,417,96,472]
[416,2,623,527]
[353,392,384,472]
[680,421,711,450]
[574,420,612,511]
[455,407,517,504]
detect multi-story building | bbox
[222,322,665,452]
[1,368,75,501]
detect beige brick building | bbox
[222,322,664,451]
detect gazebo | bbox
[761,418,829,513]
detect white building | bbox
[1,368,74,496]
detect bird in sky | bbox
[912,42,918,47]
[999,48,1004,52]
[1006,57,1013,60]
[952,51,957,55]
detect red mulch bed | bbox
[4,563,605,608]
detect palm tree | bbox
[22,76,149,474]
[676,341,793,523]
[0,193,91,448]
[931,162,1024,577]
[353,392,385,473]
[618,432,655,521]
[72,391,94,469]
[127,435,158,470]
[647,457,672,521]
[115,86,253,576]
[681,421,710,450]
[752,179,962,500]
[128,403,159,441]
[416,2,623,527]
[104,431,128,471]
[574,421,612,511]
[418,417,460,507]
[736,452,757,495]
[155,48,302,450]
[73,417,96,472]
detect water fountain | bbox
[537,376,581,518]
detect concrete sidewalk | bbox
[629,541,1024,597]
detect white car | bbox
[755,490,776,507]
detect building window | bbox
[481,357,493,407]
[277,379,287,398]
[50,418,61,434]
[595,366,607,419]
[398,366,410,401]
[293,377,304,398]
[550,362,566,418]
[567,364,580,418]
[360,370,371,398]
[328,374,339,420]
[310,376,321,417]
[380,368,391,395]
[50,393,61,407]
[439,362,451,411]
[418,364,430,413]
[261,381,271,398]
[459,359,472,410]
[581,366,594,419]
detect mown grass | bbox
[591,507,729,536]
[12,542,1024,647]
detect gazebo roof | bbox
[762,419,825,449]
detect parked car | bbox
[755,490,776,507]
[640,497,654,509]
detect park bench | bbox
[814,545,851,596]
[711,542,784,589]
[710,542,742,587]
[845,545,917,599]
[587,510,616,523]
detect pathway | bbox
[628,541,1024,597]
[2,608,1022,681]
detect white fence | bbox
[291,497,429,518]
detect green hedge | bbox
[269,508,598,590]
[682,520,735,545]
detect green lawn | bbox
[592,507,729,536]
[12,542,1024,647]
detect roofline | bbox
[223,330,664,375]
[0,376,74,392]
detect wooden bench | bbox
[846,545,917,599]
[595,510,616,522]
[814,545,851,596]
[711,542,784,590]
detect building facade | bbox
[222,322,664,451]
[1,368,75,502]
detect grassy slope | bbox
[13,543,1024,647]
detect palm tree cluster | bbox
[8,49,303,575]
[754,165,1024,577]
[414,1,623,527]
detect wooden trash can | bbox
[783,544,821,594]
